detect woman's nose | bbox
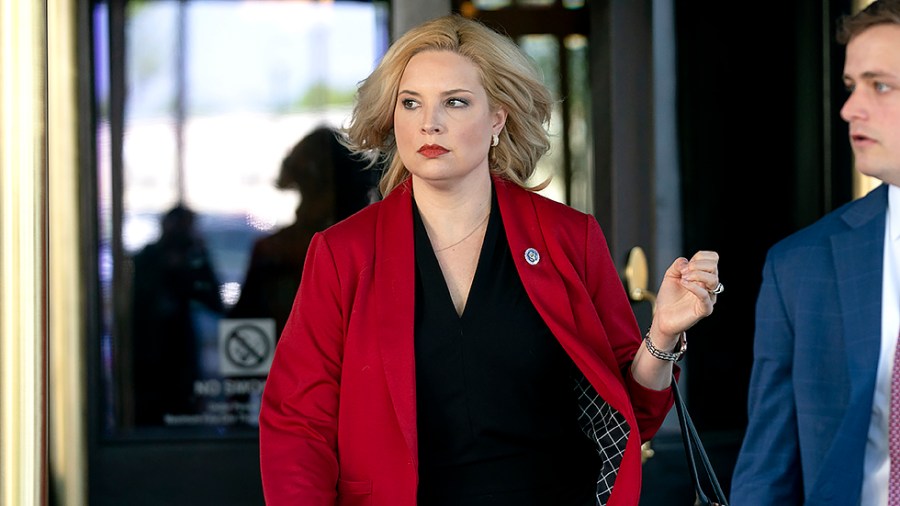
[420,106,443,134]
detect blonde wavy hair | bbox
[343,14,553,196]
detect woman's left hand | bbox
[650,250,720,347]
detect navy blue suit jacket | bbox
[731,184,888,505]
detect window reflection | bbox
[94,0,388,437]
[457,1,591,213]
[518,34,564,204]
[471,0,512,10]
[565,34,592,214]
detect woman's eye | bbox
[446,98,469,107]
[401,99,419,109]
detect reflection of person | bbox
[731,2,900,503]
[259,14,721,506]
[229,126,377,336]
[131,204,223,426]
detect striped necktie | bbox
[890,332,900,505]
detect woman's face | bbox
[393,50,506,190]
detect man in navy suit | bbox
[731,1,900,504]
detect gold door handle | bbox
[624,246,656,311]
[624,246,658,464]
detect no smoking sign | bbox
[217,318,276,376]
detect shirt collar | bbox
[889,184,900,241]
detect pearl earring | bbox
[491,133,499,147]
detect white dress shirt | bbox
[861,184,900,506]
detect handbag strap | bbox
[671,373,729,505]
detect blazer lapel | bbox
[493,177,633,417]
[834,184,887,400]
[373,180,418,466]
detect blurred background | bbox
[0,0,880,504]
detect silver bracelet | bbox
[643,329,687,362]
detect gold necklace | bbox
[434,212,489,252]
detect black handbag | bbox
[671,373,729,506]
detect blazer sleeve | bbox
[730,251,803,503]
[583,216,673,442]
[258,232,344,506]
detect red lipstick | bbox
[418,144,449,158]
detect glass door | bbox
[87,1,389,503]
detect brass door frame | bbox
[1,0,49,505]
[1,0,86,504]
[47,0,89,504]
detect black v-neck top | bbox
[413,188,600,506]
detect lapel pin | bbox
[524,248,540,266]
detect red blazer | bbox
[259,176,674,506]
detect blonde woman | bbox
[259,14,720,506]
